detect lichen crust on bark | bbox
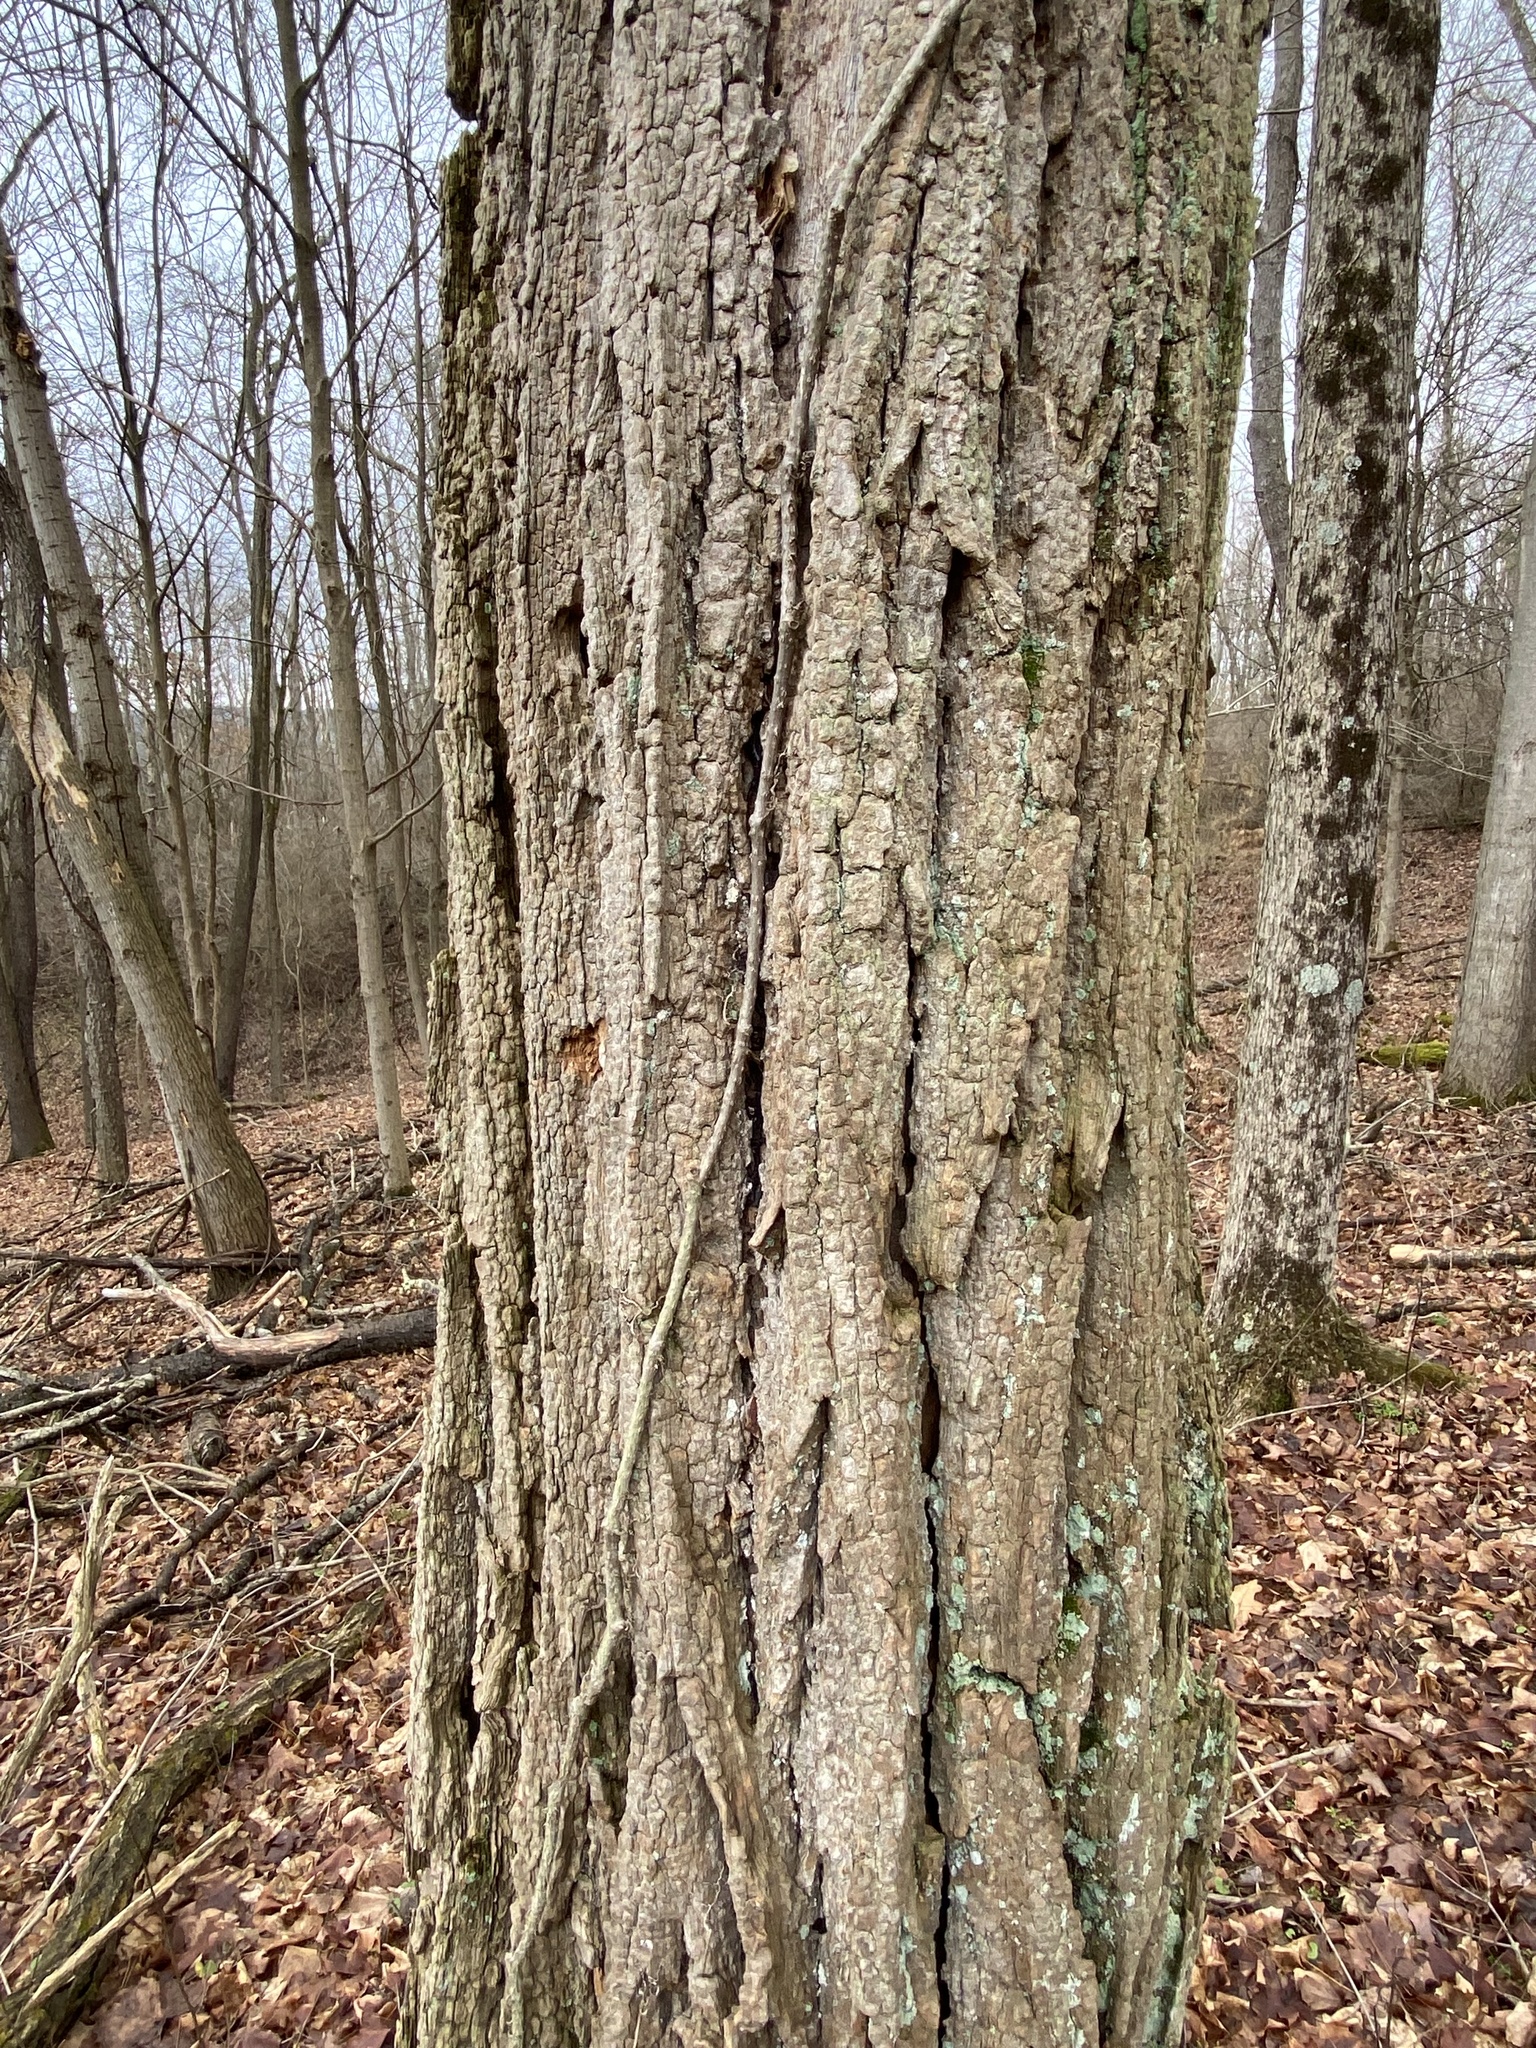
[407,0,1262,2040]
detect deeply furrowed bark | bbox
[407,0,1262,2040]
[1208,0,1439,1415]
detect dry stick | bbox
[0,1461,124,1820]
[20,1820,240,2013]
[0,1379,159,1458]
[93,1432,327,1637]
[502,0,973,2015]
[0,1248,291,1277]
[0,1595,382,2048]
[127,1255,235,1341]
[1388,1240,1536,1269]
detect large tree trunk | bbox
[406,0,1263,2040]
[271,0,412,1195]
[1444,439,1536,1104]
[1207,0,1439,1412]
[1247,0,1304,616]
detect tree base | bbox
[1209,1268,1450,1420]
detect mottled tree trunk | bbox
[1247,0,1304,615]
[407,0,1261,2040]
[1444,439,1536,1105]
[1208,0,1439,1412]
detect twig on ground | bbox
[94,1433,329,1638]
[1389,1240,1536,1269]
[0,1461,124,1820]
[0,1593,384,2048]
[20,1820,240,2013]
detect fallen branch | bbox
[1365,1037,1448,1069]
[1388,1241,1536,1270]
[21,1821,239,2014]
[0,1463,123,1820]
[148,1303,436,1385]
[0,1248,295,1279]
[0,1591,384,2048]
[0,1307,436,1457]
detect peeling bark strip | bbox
[407,0,1262,2038]
[1208,0,1439,1410]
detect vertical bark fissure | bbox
[410,0,1264,2036]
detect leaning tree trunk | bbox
[1444,438,1536,1105]
[407,0,1263,2040]
[0,219,173,957]
[0,666,274,1276]
[1207,0,1439,1413]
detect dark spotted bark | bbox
[1208,0,1440,1413]
[407,0,1263,2038]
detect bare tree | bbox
[1209,0,1440,1412]
[1445,0,1536,1104]
[0,463,52,1159]
[0,210,273,1276]
[272,0,411,1195]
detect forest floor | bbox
[0,825,1528,2048]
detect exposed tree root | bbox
[0,1591,384,2048]
[1211,1271,1454,1421]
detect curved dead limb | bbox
[0,1590,385,2048]
[0,1461,122,1820]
